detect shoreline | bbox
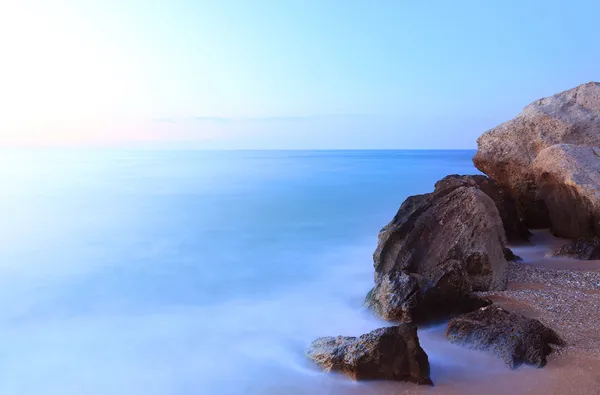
[386,232,600,394]
[308,82,600,393]
[301,233,600,395]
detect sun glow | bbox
[0,1,142,145]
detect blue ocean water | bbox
[0,150,525,394]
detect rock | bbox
[473,82,600,228]
[367,177,508,322]
[306,324,432,385]
[547,236,600,260]
[532,144,600,238]
[366,261,492,323]
[436,175,530,243]
[446,306,564,368]
[503,247,522,262]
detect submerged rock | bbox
[548,236,600,260]
[533,144,600,239]
[446,306,564,368]
[473,81,600,228]
[306,324,432,385]
[367,176,508,322]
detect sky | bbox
[0,0,598,149]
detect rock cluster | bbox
[308,82,600,385]
[307,175,530,385]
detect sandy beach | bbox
[477,230,600,395]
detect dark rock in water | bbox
[473,82,600,228]
[548,236,600,260]
[446,306,564,368]
[306,324,432,385]
[503,247,522,262]
[533,144,600,239]
[436,175,531,243]
[367,176,509,322]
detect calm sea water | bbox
[0,149,526,395]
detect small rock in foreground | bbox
[446,306,564,368]
[307,324,432,385]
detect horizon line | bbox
[0,146,477,151]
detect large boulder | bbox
[366,176,509,322]
[473,82,600,228]
[306,324,432,385]
[532,144,600,238]
[446,306,564,368]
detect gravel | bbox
[478,261,600,357]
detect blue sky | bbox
[0,0,598,148]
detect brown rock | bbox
[533,144,600,238]
[473,82,600,228]
[306,324,432,385]
[366,177,508,322]
[436,175,530,243]
[366,261,492,323]
[446,306,564,368]
[547,236,600,260]
[503,247,522,262]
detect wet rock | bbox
[446,306,564,368]
[306,324,432,385]
[533,144,600,239]
[547,236,600,260]
[473,81,600,228]
[367,177,508,322]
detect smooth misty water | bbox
[0,150,530,395]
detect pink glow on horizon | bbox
[0,117,226,148]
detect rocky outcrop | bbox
[436,175,530,243]
[473,82,600,228]
[306,324,432,385]
[547,236,600,260]
[366,176,509,322]
[532,144,600,239]
[446,306,564,368]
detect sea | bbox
[0,149,550,395]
